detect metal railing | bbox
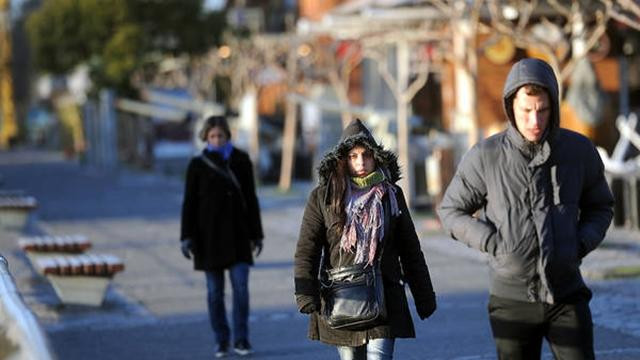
[0,255,53,360]
[598,113,640,230]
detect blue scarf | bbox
[205,142,233,160]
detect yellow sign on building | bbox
[0,0,17,148]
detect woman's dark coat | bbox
[294,119,436,346]
[180,147,263,271]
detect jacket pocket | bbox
[484,203,504,255]
[487,206,524,255]
[551,203,580,264]
[490,251,532,281]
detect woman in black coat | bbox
[294,119,436,360]
[180,116,263,358]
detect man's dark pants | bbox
[488,292,594,360]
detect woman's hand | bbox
[252,239,263,257]
[180,239,193,259]
[296,294,321,314]
[417,294,437,320]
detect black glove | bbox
[296,294,321,314]
[252,239,263,258]
[417,294,437,320]
[180,239,193,259]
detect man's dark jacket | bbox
[294,119,436,346]
[180,147,263,270]
[438,58,614,304]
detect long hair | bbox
[328,148,381,235]
[328,157,350,235]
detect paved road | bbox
[1,150,639,359]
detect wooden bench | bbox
[18,235,124,306]
[18,235,91,254]
[0,192,37,231]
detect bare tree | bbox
[360,32,440,203]
[279,44,300,191]
[200,33,293,165]
[471,0,637,86]
[322,40,363,128]
[603,0,640,31]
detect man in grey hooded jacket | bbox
[438,58,614,359]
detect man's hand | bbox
[252,239,263,257]
[180,239,193,259]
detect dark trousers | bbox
[205,263,250,345]
[488,294,594,360]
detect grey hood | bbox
[503,58,560,126]
[502,58,561,164]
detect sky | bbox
[204,0,227,12]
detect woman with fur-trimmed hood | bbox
[294,119,436,359]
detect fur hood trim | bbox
[317,119,401,185]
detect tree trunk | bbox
[452,18,478,149]
[396,40,412,206]
[240,87,260,165]
[279,96,297,191]
[278,49,298,191]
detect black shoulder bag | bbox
[319,198,388,331]
[320,258,387,331]
[317,187,391,331]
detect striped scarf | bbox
[340,169,400,266]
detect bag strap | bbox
[319,188,391,286]
[199,154,247,211]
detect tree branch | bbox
[604,0,640,31]
[402,61,430,103]
[363,47,399,98]
[560,8,608,81]
[548,0,572,18]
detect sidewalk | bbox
[4,149,639,284]
[582,227,640,279]
[1,149,640,359]
[0,150,335,359]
